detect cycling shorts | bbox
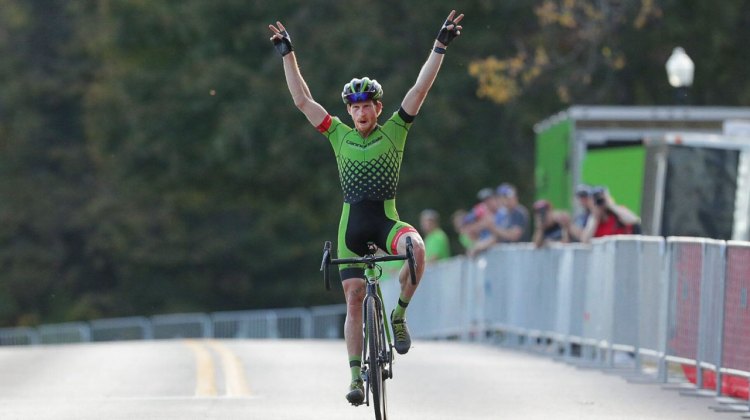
[337,199,416,281]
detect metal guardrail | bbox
[39,322,91,344]
[0,327,39,346]
[91,317,153,341]
[0,305,347,346]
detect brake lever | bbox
[321,241,332,291]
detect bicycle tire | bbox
[366,297,388,420]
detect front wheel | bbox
[365,297,388,419]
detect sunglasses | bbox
[345,91,375,103]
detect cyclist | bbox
[269,9,463,405]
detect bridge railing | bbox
[0,304,346,345]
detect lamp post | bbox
[665,47,694,105]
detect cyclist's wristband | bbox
[433,46,446,55]
[273,31,294,56]
[398,106,415,123]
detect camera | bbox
[592,187,607,206]
[535,206,548,219]
[533,200,550,219]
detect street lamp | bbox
[665,47,694,104]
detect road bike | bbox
[320,238,417,420]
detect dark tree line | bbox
[1,0,748,325]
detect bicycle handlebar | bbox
[329,253,409,266]
[320,238,418,291]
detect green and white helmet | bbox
[341,77,383,104]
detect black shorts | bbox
[337,199,415,280]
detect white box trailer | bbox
[642,132,750,240]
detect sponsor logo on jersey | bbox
[346,135,383,149]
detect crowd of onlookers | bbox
[531,184,641,249]
[419,183,641,260]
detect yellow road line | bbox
[207,340,253,397]
[184,340,218,397]
[184,339,252,398]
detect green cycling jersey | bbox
[318,110,412,204]
[317,109,417,275]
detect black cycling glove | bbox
[436,19,460,46]
[273,30,293,57]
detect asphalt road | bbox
[0,339,741,419]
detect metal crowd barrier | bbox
[383,256,468,339]
[721,241,750,411]
[404,235,749,411]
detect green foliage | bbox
[1,0,749,325]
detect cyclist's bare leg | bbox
[342,276,366,404]
[342,277,366,361]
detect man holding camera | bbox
[579,186,640,243]
[568,184,593,242]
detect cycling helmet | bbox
[341,77,383,104]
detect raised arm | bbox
[401,10,464,116]
[268,22,328,127]
[608,204,641,226]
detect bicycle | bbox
[320,238,417,420]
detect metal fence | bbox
[2,235,749,409]
[0,304,346,346]
[385,235,750,411]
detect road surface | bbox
[0,339,740,419]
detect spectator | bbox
[493,183,530,242]
[532,199,571,248]
[451,209,474,253]
[568,184,593,242]
[469,183,529,255]
[461,187,501,242]
[579,186,641,243]
[419,209,451,262]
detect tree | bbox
[0,1,102,324]
[468,0,663,106]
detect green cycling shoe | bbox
[346,378,364,406]
[391,310,412,355]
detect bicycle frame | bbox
[320,239,417,419]
[364,264,394,348]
